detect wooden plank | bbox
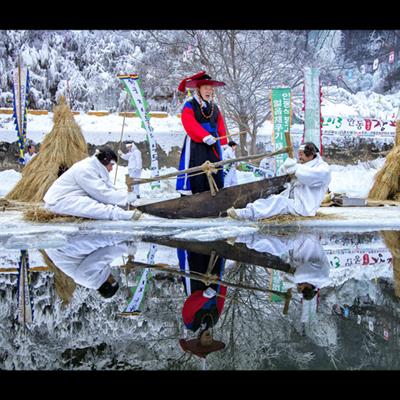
[28,110,48,115]
[0,266,49,273]
[137,174,290,218]
[87,111,109,116]
[118,112,137,118]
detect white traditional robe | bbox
[235,154,331,220]
[223,146,238,187]
[238,233,330,289]
[46,237,128,289]
[120,144,142,196]
[24,152,36,165]
[43,155,134,220]
[239,232,330,324]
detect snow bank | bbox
[0,169,21,196]
[328,158,385,197]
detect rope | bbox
[201,161,219,196]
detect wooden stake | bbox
[114,113,126,185]
[284,131,294,159]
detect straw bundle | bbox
[6,97,88,203]
[259,211,339,224]
[23,207,90,223]
[39,249,76,306]
[380,231,400,298]
[368,118,400,201]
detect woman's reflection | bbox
[177,249,226,358]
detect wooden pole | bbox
[284,131,294,159]
[215,130,248,143]
[124,260,290,299]
[114,113,126,185]
[131,146,290,186]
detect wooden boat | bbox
[142,235,294,273]
[137,174,290,219]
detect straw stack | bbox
[368,118,400,201]
[39,249,76,306]
[6,97,88,203]
[380,231,400,298]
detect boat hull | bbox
[137,174,290,219]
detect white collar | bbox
[193,92,210,109]
[92,155,110,175]
[304,154,321,167]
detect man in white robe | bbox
[222,141,238,187]
[46,237,137,298]
[43,147,142,220]
[227,142,331,220]
[237,232,331,320]
[24,142,37,165]
[118,142,143,199]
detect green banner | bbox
[269,269,285,303]
[271,88,291,173]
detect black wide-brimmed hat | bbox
[179,338,225,358]
[178,71,225,93]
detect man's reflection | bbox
[238,232,330,320]
[177,249,226,358]
[45,237,136,299]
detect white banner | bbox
[12,66,29,163]
[303,67,322,152]
[326,247,392,268]
[125,268,151,312]
[125,243,156,313]
[322,115,396,139]
[17,250,33,325]
[118,74,160,188]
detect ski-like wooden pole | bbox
[285,131,294,159]
[123,260,290,299]
[131,146,291,185]
[215,130,248,143]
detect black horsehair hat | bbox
[95,146,118,166]
[98,277,119,298]
[299,142,319,157]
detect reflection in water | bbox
[0,230,399,370]
[238,233,331,324]
[45,237,137,299]
[177,249,226,359]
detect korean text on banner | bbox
[271,87,291,174]
[12,66,29,165]
[125,244,156,313]
[118,74,160,188]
